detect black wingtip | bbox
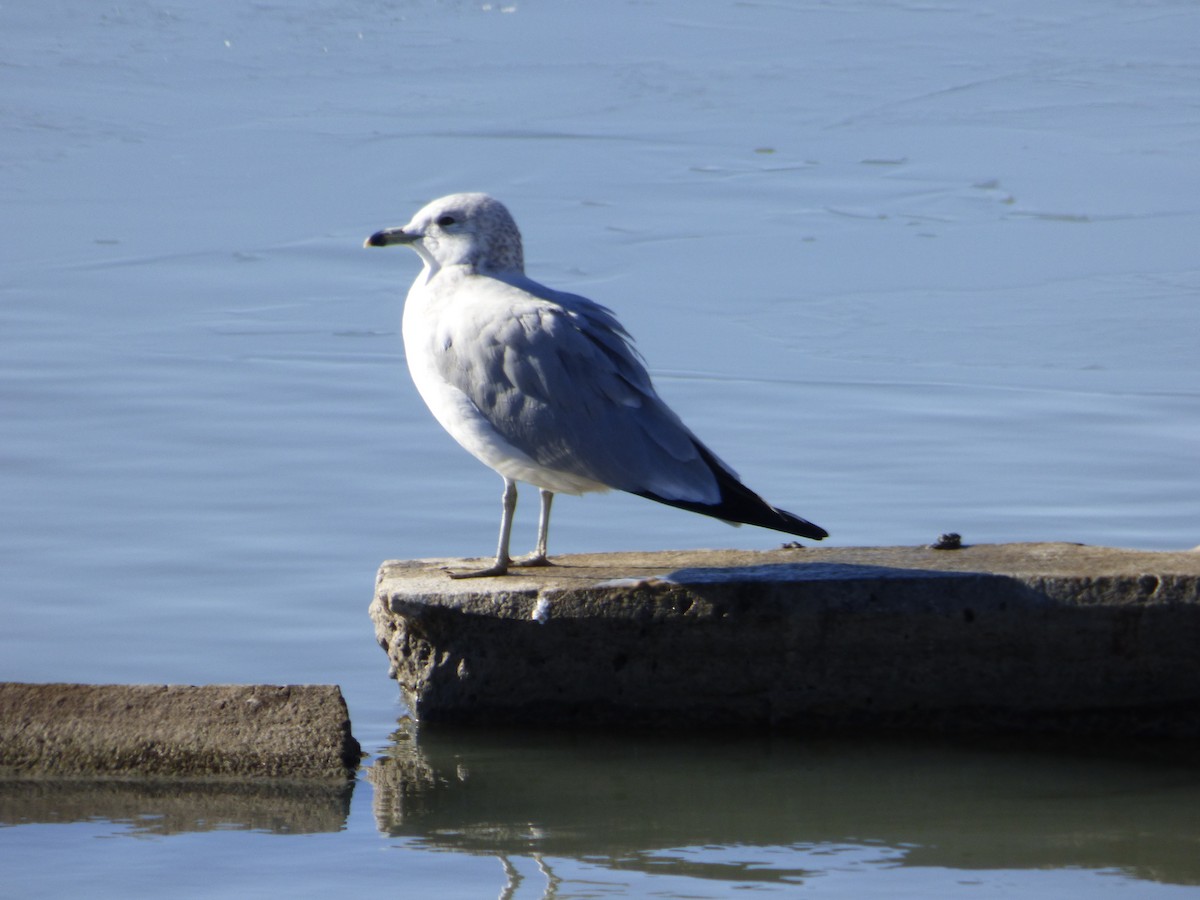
[769,506,829,541]
[635,487,828,541]
[634,443,828,541]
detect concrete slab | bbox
[0,684,362,779]
[371,543,1200,735]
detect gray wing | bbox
[435,274,728,504]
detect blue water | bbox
[3,0,1199,896]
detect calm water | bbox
[2,0,1199,896]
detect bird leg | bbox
[447,477,518,579]
[512,489,554,567]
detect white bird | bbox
[365,193,827,578]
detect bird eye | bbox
[436,215,457,227]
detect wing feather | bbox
[433,274,723,503]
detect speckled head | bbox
[364,192,525,276]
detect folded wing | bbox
[433,274,826,540]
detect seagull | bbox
[365,193,827,578]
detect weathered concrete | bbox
[0,684,362,779]
[370,543,1200,735]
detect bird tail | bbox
[633,443,828,541]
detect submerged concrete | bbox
[0,684,362,779]
[371,543,1200,735]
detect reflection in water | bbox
[0,777,354,836]
[369,722,1200,892]
[496,854,563,900]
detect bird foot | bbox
[442,552,553,578]
[444,560,510,579]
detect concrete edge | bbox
[370,543,1200,735]
[0,684,363,780]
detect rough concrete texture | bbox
[371,543,1200,735]
[0,684,362,779]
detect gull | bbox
[365,193,827,578]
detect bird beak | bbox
[363,226,418,248]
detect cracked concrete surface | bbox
[372,543,1200,734]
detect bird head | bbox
[364,192,525,276]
